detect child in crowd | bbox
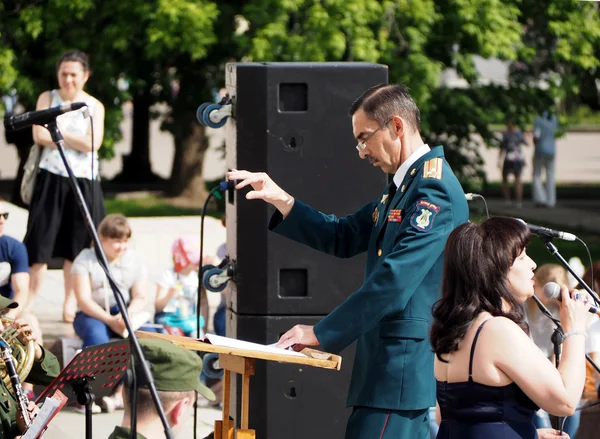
[155,237,205,336]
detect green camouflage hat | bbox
[136,338,215,401]
[0,297,18,313]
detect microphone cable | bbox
[576,237,596,307]
[465,193,489,218]
[194,180,232,439]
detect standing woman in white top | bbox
[23,50,106,323]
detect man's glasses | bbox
[0,213,8,220]
[356,119,393,152]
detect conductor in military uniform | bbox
[228,83,469,438]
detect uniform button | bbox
[410,168,416,176]
[377,249,382,256]
[401,185,406,192]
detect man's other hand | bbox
[276,325,319,351]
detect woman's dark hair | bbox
[57,50,90,72]
[430,217,531,362]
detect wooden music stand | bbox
[136,331,342,439]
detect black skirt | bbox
[23,168,106,264]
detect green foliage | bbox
[104,193,224,217]
[1,0,599,188]
[514,1,600,105]
[239,0,527,186]
[0,0,219,161]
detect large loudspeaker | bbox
[223,63,388,439]
[224,62,389,316]
[227,314,356,439]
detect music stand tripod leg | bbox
[72,376,95,439]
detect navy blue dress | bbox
[436,319,539,438]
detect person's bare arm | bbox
[491,294,588,417]
[32,91,55,147]
[33,94,105,153]
[58,100,105,153]
[6,273,30,319]
[154,284,178,313]
[73,273,113,323]
[127,278,148,314]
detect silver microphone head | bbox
[543,281,561,301]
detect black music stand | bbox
[36,340,131,439]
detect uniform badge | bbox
[387,209,402,223]
[423,158,443,180]
[410,200,440,232]
[372,206,380,225]
[381,194,388,204]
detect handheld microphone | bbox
[4,102,87,131]
[516,219,577,242]
[543,281,599,313]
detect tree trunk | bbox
[113,90,164,184]
[166,114,209,205]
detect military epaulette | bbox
[423,158,443,180]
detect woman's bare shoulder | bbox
[482,316,530,343]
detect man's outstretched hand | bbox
[227,170,295,218]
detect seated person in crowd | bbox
[0,199,44,400]
[431,217,587,439]
[109,338,215,439]
[580,261,600,399]
[154,237,202,337]
[578,261,600,439]
[0,296,60,439]
[72,213,154,412]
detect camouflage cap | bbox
[136,339,215,401]
[0,296,18,313]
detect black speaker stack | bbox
[223,62,388,439]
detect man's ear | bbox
[391,115,405,139]
[170,396,191,425]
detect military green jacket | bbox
[270,146,469,412]
[0,346,60,439]
[108,426,147,439]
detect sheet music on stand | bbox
[22,389,68,439]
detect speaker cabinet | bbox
[224,62,389,316]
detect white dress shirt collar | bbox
[392,144,431,189]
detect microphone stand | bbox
[540,236,600,307]
[45,121,173,439]
[531,296,566,433]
